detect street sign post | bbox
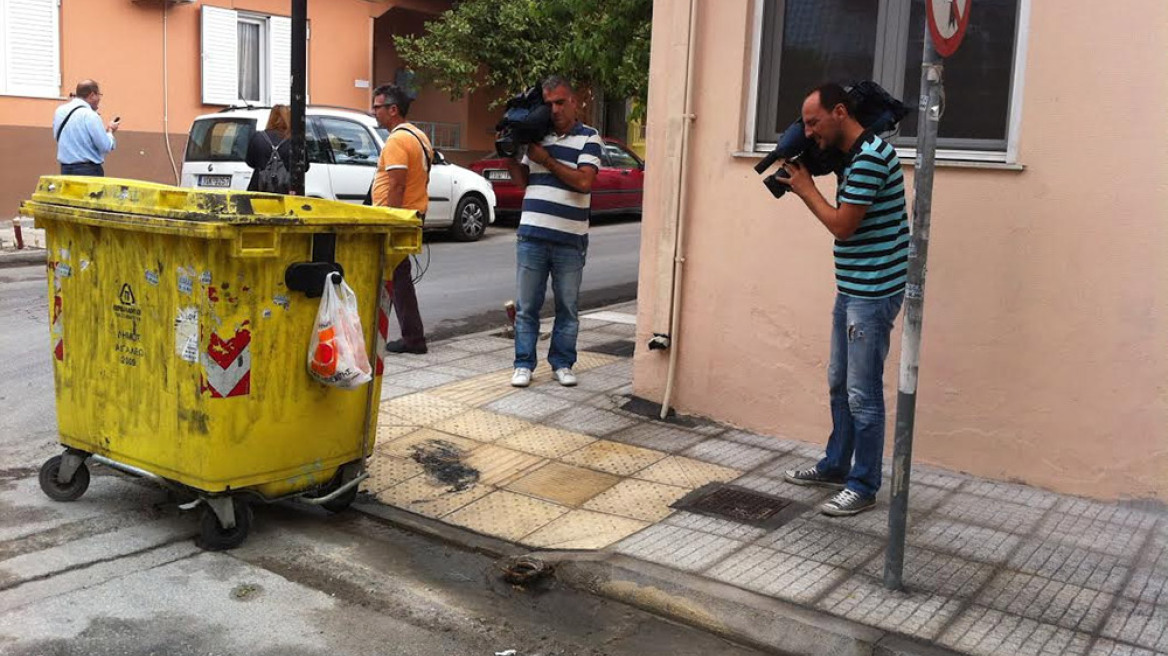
[884,0,968,592]
[290,0,307,196]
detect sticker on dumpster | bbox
[81,259,91,272]
[55,262,72,278]
[178,274,193,295]
[200,271,212,286]
[374,280,394,376]
[145,269,160,286]
[175,307,199,363]
[200,323,252,398]
[51,293,64,362]
[273,294,291,311]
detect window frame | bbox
[236,14,269,105]
[743,0,1031,164]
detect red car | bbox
[469,138,644,218]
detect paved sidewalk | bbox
[361,301,1167,656]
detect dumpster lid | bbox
[24,176,421,228]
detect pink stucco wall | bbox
[633,0,1168,500]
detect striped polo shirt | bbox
[834,132,910,298]
[519,122,604,247]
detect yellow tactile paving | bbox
[432,409,533,443]
[364,455,424,493]
[495,425,597,459]
[374,476,494,518]
[381,392,470,426]
[374,423,421,443]
[560,440,668,476]
[445,490,569,542]
[463,445,547,487]
[376,428,480,460]
[522,510,649,550]
[573,351,624,371]
[635,455,741,489]
[428,373,518,407]
[506,462,621,507]
[583,479,691,522]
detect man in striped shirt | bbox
[781,83,909,517]
[503,76,604,388]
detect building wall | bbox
[634,0,1168,500]
[0,0,394,217]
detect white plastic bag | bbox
[308,274,373,389]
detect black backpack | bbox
[255,132,291,194]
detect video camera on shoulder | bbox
[755,80,910,199]
[494,86,552,158]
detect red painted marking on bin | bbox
[200,322,251,398]
[207,287,220,302]
[51,294,64,361]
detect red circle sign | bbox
[927,0,971,57]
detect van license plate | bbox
[199,175,233,188]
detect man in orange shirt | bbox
[371,84,433,354]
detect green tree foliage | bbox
[394,0,651,107]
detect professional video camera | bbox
[494,86,552,158]
[755,81,910,199]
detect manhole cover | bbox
[672,484,796,528]
[586,339,636,357]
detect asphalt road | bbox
[417,217,642,339]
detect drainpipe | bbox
[162,2,179,184]
[657,0,699,420]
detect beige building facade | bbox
[634,0,1167,501]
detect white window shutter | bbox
[269,16,291,105]
[2,0,61,98]
[201,6,239,105]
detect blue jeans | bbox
[60,162,104,176]
[514,235,586,371]
[817,292,904,498]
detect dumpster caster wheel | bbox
[39,455,90,502]
[199,499,252,551]
[321,485,358,514]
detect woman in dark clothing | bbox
[245,104,296,193]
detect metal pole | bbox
[290,0,308,196]
[884,30,943,591]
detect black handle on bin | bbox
[285,262,344,298]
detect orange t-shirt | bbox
[372,123,432,214]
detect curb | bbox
[0,249,46,269]
[352,500,963,656]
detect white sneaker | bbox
[511,368,532,387]
[553,368,578,387]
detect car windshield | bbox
[185,118,256,162]
[375,127,389,141]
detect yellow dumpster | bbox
[22,176,421,549]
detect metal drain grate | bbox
[586,339,636,357]
[672,484,795,528]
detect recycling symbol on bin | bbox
[119,283,136,306]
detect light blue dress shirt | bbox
[53,98,116,165]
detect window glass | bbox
[603,143,641,169]
[238,21,262,102]
[320,118,379,166]
[184,119,255,162]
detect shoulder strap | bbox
[55,106,84,142]
[392,125,432,174]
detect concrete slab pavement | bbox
[358,301,1168,656]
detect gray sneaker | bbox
[821,489,876,517]
[783,467,845,490]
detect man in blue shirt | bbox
[503,76,604,388]
[781,83,909,517]
[53,80,119,176]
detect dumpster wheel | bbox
[39,454,91,502]
[199,497,252,551]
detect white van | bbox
[180,106,496,241]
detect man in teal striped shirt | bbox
[781,83,908,517]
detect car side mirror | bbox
[434,151,447,165]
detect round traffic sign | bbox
[927,0,971,57]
